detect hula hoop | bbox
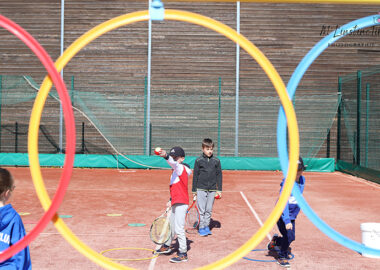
[277,14,380,257]
[243,249,294,262]
[0,15,75,262]
[29,10,299,270]
[100,247,159,261]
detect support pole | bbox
[146,0,153,155]
[59,0,65,154]
[71,75,74,106]
[337,78,342,161]
[235,1,240,157]
[326,129,330,158]
[365,83,370,167]
[356,70,361,166]
[218,77,221,156]
[15,122,18,153]
[81,122,85,154]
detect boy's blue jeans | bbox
[276,218,296,258]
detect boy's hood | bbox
[0,204,17,230]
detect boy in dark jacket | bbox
[192,138,222,236]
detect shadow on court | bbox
[161,239,194,255]
[210,218,221,231]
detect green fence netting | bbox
[0,75,339,169]
[338,65,380,178]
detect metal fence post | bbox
[337,77,342,161]
[365,83,370,167]
[218,77,221,156]
[144,76,147,155]
[356,70,361,166]
[81,122,85,154]
[71,75,75,106]
[326,129,330,158]
[15,122,18,153]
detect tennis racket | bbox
[185,199,200,234]
[149,203,172,245]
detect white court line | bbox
[240,191,272,242]
[148,243,162,270]
[148,208,172,270]
[335,171,380,189]
[118,170,136,173]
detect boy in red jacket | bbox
[155,146,192,263]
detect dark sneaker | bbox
[154,244,172,254]
[285,253,292,260]
[276,257,290,268]
[204,226,212,235]
[170,253,188,263]
[267,234,279,251]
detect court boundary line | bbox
[240,191,272,242]
[334,171,380,189]
[148,243,160,270]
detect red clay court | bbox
[8,167,380,269]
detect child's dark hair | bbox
[298,157,306,171]
[202,138,214,148]
[0,168,13,194]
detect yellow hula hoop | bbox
[100,247,159,261]
[28,10,299,270]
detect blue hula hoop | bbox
[243,249,295,262]
[277,14,380,257]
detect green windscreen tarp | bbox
[0,153,334,172]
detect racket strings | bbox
[150,217,170,244]
[186,206,200,232]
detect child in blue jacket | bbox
[268,157,306,268]
[0,168,32,269]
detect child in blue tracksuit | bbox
[0,168,32,269]
[268,157,306,268]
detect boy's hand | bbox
[159,149,167,157]
[215,191,222,199]
[286,223,293,230]
[192,193,197,201]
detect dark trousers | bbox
[276,218,296,258]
